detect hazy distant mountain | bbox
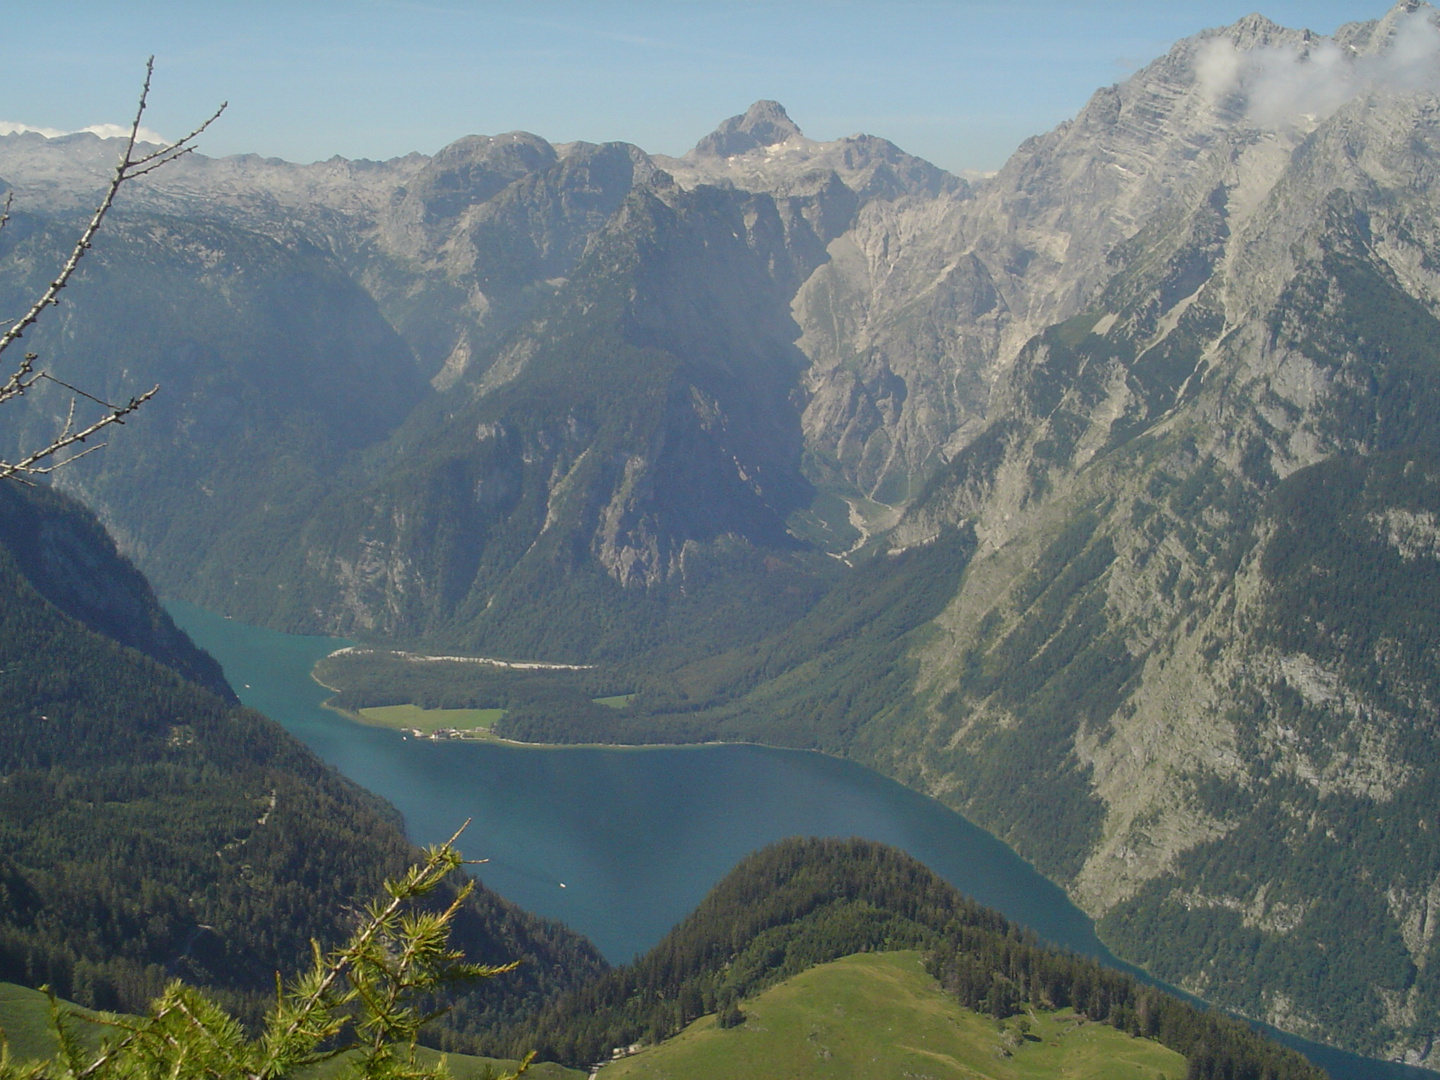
[0,84,977,646]
[8,1,1440,1064]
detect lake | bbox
[167,600,1429,1080]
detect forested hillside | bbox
[0,480,605,1038]
[499,837,1323,1080]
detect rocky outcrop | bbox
[691,99,802,159]
[881,10,1440,1059]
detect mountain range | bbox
[5,0,1440,1067]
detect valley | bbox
[168,600,1117,970]
[173,599,1428,1080]
[6,0,1440,1073]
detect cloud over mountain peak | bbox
[1198,5,1440,129]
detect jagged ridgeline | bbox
[9,0,1440,1067]
[0,99,958,658]
[498,837,1322,1080]
[0,481,604,1035]
[885,26,1440,1058]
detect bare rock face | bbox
[658,106,978,511]
[877,5,1440,1063]
[374,136,666,386]
[690,99,803,158]
[398,132,558,226]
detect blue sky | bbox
[3,1,1404,173]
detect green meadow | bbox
[354,704,506,737]
[0,982,109,1066]
[593,695,635,709]
[0,983,582,1080]
[601,951,1186,1080]
[302,1046,582,1080]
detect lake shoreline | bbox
[169,598,1424,1080]
[310,665,830,754]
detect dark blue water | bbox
[167,600,1432,1080]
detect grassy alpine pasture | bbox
[0,982,584,1080]
[600,952,1186,1080]
[354,703,506,736]
[0,982,108,1066]
[302,1046,584,1080]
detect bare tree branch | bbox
[0,353,37,409]
[0,385,158,484]
[0,58,225,483]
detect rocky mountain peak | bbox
[690,100,803,158]
[1221,12,1291,48]
[409,130,557,216]
[1365,0,1440,50]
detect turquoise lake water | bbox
[167,599,1429,1080]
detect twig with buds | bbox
[0,58,224,483]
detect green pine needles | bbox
[0,826,530,1080]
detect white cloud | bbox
[0,121,169,144]
[1197,10,1440,129]
[1195,36,1246,106]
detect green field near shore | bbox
[355,704,505,735]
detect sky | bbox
[0,1,1411,175]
